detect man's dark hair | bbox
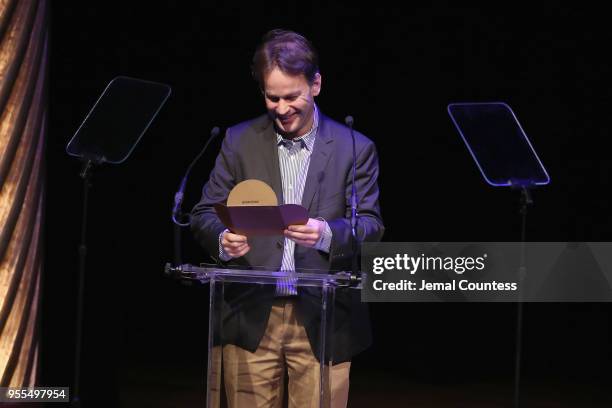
[252,29,319,87]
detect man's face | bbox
[263,67,321,139]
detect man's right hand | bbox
[221,231,250,258]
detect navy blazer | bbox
[191,112,384,363]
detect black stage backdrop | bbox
[45,2,612,407]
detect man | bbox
[191,29,384,408]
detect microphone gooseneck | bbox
[172,126,221,227]
[344,116,359,276]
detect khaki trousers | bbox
[221,299,350,408]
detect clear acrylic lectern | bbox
[167,264,358,408]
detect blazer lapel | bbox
[258,118,284,205]
[301,114,334,211]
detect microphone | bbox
[344,116,359,276]
[172,126,221,227]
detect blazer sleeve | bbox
[327,138,384,269]
[190,128,236,257]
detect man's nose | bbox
[276,100,290,116]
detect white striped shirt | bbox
[275,108,319,296]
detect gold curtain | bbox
[0,0,47,386]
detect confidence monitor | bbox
[447,102,550,187]
[66,76,171,164]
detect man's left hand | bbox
[284,218,324,248]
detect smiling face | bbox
[263,67,321,139]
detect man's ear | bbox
[311,73,322,97]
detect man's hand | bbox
[284,218,324,248]
[221,231,250,258]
